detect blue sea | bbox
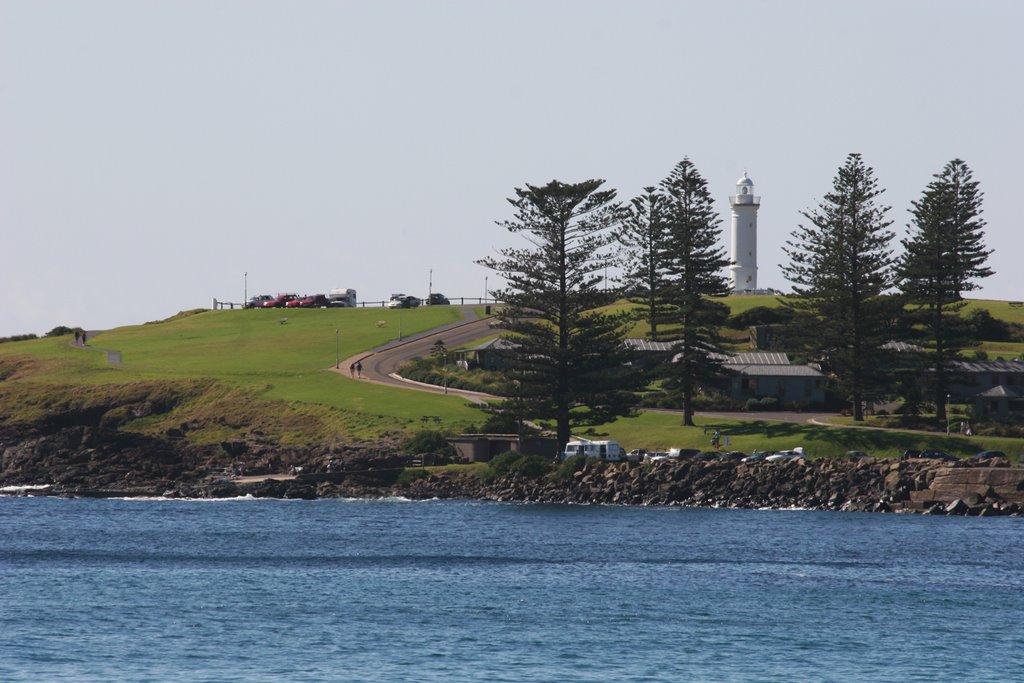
[2,496,1022,682]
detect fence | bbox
[213,297,499,310]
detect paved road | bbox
[335,311,851,426]
[336,306,501,404]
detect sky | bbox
[2,0,1021,338]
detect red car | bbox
[263,293,298,308]
[296,294,329,308]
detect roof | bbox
[727,364,824,378]
[881,341,924,353]
[468,338,518,352]
[737,172,754,186]
[975,385,1024,399]
[725,352,790,366]
[624,338,675,352]
[953,359,1024,373]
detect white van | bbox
[328,288,357,308]
[560,439,626,462]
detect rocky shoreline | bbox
[3,422,1023,516]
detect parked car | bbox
[741,450,774,463]
[626,449,647,463]
[296,294,329,308]
[917,450,959,462]
[717,451,747,463]
[387,294,421,308]
[970,450,1007,461]
[426,293,450,305]
[263,293,298,308]
[766,448,807,463]
[667,448,702,460]
[245,294,274,309]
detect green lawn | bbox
[0,307,488,441]
[574,409,1022,460]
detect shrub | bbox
[0,334,38,344]
[551,454,590,483]
[481,450,522,482]
[507,455,551,478]
[395,468,430,487]
[400,430,456,460]
[758,396,781,410]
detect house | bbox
[720,353,826,406]
[883,343,1024,417]
[624,341,827,406]
[950,359,1024,417]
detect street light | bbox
[443,350,448,395]
[335,328,340,369]
[946,394,951,435]
[244,272,247,305]
[399,306,403,341]
[484,275,488,304]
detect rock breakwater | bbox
[400,457,1024,516]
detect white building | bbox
[729,172,760,292]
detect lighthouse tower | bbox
[729,172,760,292]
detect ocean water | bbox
[1,497,1022,682]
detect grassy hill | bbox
[1,297,1022,457]
[0,306,486,444]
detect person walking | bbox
[355,361,363,378]
[349,363,355,378]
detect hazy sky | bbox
[2,0,1021,337]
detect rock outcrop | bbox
[3,403,1022,515]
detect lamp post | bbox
[244,272,247,305]
[946,394,951,435]
[443,350,448,395]
[399,306,403,341]
[335,328,340,369]
[484,276,488,304]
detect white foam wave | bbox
[0,484,52,493]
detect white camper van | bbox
[328,288,357,308]
[560,439,626,462]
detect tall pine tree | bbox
[782,153,895,421]
[897,159,992,421]
[477,179,641,454]
[658,159,732,426]
[619,186,672,337]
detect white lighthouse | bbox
[729,172,760,292]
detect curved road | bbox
[335,309,849,426]
[335,306,501,404]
